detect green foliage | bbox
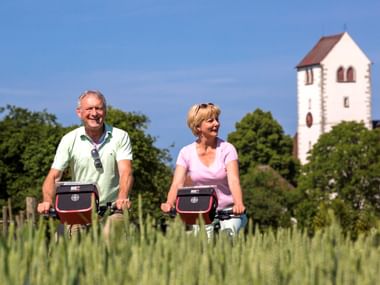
[297,121,380,237]
[241,165,298,231]
[105,107,173,219]
[227,108,300,184]
[0,105,67,209]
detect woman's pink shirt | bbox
[176,138,238,210]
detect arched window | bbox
[308,69,313,84]
[305,69,314,85]
[346,67,355,82]
[337,67,345,82]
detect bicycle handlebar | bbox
[41,203,123,221]
[98,203,123,216]
[166,208,246,221]
[217,208,246,220]
[41,208,58,219]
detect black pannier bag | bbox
[54,182,99,225]
[175,185,218,225]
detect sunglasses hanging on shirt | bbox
[91,147,103,169]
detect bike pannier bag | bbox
[175,186,218,225]
[55,182,99,225]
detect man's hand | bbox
[160,202,173,213]
[37,201,52,214]
[115,198,131,210]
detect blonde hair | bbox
[187,103,221,136]
[77,90,107,109]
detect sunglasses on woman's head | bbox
[195,103,214,115]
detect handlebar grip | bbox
[217,209,233,215]
[41,208,58,219]
[98,203,124,216]
[113,208,124,215]
[217,209,247,214]
[216,209,247,220]
[168,208,177,218]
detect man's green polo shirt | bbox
[51,124,133,205]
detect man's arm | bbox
[37,168,63,213]
[115,159,133,210]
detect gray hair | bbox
[77,90,107,109]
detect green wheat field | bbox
[0,213,379,285]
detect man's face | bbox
[76,94,106,131]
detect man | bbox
[37,90,133,224]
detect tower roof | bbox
[296,33,345,68]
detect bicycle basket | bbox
[54,182,99,225]
[175,185,218,225]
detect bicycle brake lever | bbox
[168,208,177,218]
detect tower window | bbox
[346,67,355,82]
[305,69,314,85]
[306,112,313,128]
[343,97,350,108]
[337,67,345,82]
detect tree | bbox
[105,107,173,219]
[227,108,300,184]
[0,105,67,209]
[241,165,298,231]
[296,121,380,237]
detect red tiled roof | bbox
[296,33,345,68]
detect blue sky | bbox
[1,0,379,160]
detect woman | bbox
[161,103,247,235]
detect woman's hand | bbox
[232,203,246,215]
[160,202,172,213]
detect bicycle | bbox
[162,185,247,238]
[166,207,247,239]
[41,182,124,238]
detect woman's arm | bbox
[160,165,187,212]
[226,160,246,214]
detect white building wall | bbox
[321,33,371,131]
[297,66,323,164]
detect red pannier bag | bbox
[175,185,218,225]
[54,182,99,225]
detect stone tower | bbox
[296,32,372,164]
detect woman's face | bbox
[198,116,220,138]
